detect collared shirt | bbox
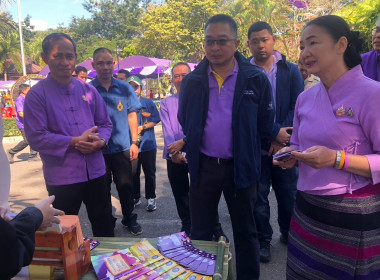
[160,94,185,159]
[250,50,282,110]
[199,59,239,159]
[304,74,320,90]
[137,97,160,152]
[361,50,380,82]
[24,75,112,186]
[14,94,25,130]
[292,65,380,195]
[90,78,141,154]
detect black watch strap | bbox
[131,141,140,146]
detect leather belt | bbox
[200,153,233,165]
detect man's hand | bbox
[268,141,283,156]
[75,134,105,154]
[36,196,65,231]
[168,139,185,156]
[273,147,298,169]
[137,126,144,135]
[70,126,99,148]
[0,207,11,221]
[171,153,187,164]
[130,144,139,161]
[275,127,292,146]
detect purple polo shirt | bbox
[199,60,238,159]
[14,94,25,130]
[250,50,282,112]
[361,50,380,82]
[160,94,185,159]
[24,75,112,186]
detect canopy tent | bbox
[88,56,172,78]
[39,58,94,77]
[0,80,16,90]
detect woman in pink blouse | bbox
[274,15,380,279]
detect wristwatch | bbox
[142,125,147,131]
[131,141,140,146]
[183,137,187,145]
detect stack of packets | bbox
[157,232,216,277]
[91,233,215,280]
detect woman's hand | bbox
[273,147,298,169]
[291,146,336,169]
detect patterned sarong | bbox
[287,184,380,280]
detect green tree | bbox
[0,32,22,79]
[336,0,380,52]
[135,0,227,62]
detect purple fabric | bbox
[160,94,185,159]
[199,60,239,159]
[0,80,15,89]
[361,50,380,82]
[23,75,112,186]
[14,94,25,130]
[291,65,380,195]
[39,65,50,76]
[250,50,282,120]
[116,56,171,69]
[77,58,94,71]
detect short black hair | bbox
[171,62,191,76]
[42,33,76,54]
[93,48,113,60]
[247,21,273,39]
[19,84,30,92]
[118,69,131,78]
[205,14,238,38]
[74,66,87,75]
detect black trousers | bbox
[46,175,114,237]
[104,151,135,225]
[133,148,157,199]
[190,154,260,280]
[167,159,191,231]
[9,129,37,157]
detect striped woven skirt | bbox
[287,184,380,280]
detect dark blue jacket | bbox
[255,54,304,151]
[178,52,275,189]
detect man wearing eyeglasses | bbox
[247,21,303,263]
[90,48,143,235]
[178,14,275,280]
[361,17,380,81]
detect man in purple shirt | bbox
[178,15,275,280]
[161,62,226,239]
[7,84,38,163]
[247,21,303,262]
[24,33,114,237]
[361,17,380,81]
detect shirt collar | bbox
[92,77,119,89]
[207,58,239,76]
[250,50,282,66]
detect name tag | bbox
[243,90,255,95]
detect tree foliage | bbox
[336,0,380,52]
[134,0,227,62]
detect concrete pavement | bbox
[4,124,287,279]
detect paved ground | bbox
[5,124,287,279]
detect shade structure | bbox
[39,58,95,77]
[0,80,16,90]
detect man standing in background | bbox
[90,48,143,235]
[7,84,38,163]
[127,75,161,212]
[361,18,380,81]
[247,21,303,262]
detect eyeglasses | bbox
[372,28,380,36]
[204,38,236,47]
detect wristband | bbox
[344,154,349,171]
[142,125,147,131]
[131,141,139,146]
[334,150,341,169]
[338,151,345,170]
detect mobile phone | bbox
[273,150,300,161]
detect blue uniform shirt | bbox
[91,78,141,154]
[138,97,160,152]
